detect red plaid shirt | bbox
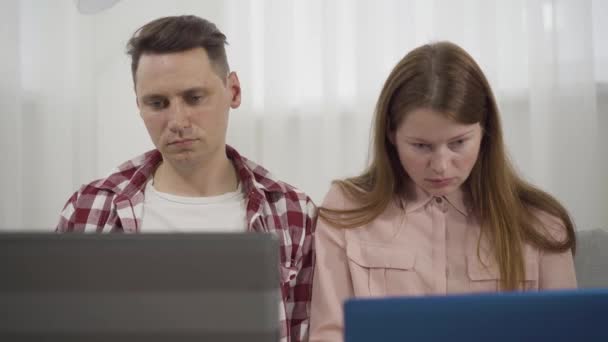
[57,145,317,342]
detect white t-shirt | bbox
[140,180,247,233]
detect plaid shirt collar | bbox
[94,145,284,232]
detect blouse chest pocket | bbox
[466,255,501,292]
[467,250,539,291]
[346,241,417,296]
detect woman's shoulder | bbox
[321,181,364,211]
[529,208,570,244]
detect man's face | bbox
[135,47,240,168]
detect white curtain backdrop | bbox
[1,0,606,231]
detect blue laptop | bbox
[344,289,608,342]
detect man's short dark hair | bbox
[126,15,229,83]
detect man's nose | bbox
[167,101,192,134]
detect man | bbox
[57,15,316,342]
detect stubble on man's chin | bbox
[161,149,202,169]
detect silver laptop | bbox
[0,233,279,341]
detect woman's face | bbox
[390,108,483,197]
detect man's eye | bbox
[147,99,167,109]
[188,95,203,104]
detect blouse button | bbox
[435,197,443,204]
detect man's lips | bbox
[168,138,197,146]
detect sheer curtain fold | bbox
[1,0,23,228]
[1,0,606,230]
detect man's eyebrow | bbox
[140,94,165,102]
[179,87,207,95]
[140,87,209,102]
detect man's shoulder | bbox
[242,155,313,205]
[114,149,159,172]
[57,150,160,230]
[76,149,160,197]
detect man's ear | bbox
[227,71,241,109]
[135,97,144,118]
[134,81,143,117]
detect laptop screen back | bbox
[344,289,608,342]
[0,233,279,342]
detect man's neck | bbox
[153,151,238,197]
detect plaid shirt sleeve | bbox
[286,197,317,342]
[56,149,159,233]
[55,184,116,232]
[239,148,319,342]
[56,191,79,231]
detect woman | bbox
[309,41,577,341]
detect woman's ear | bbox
[387,129,396,146]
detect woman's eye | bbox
[412,143,431,150]
[449,139,466,149]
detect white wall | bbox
[1,0,607,231]
[0,0,22,228]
